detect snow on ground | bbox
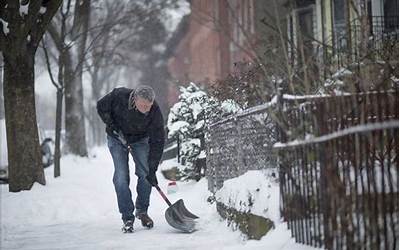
[1,147,320,250]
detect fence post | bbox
[177,133,181,163]
[318,98,334,250]
[205,126,214,193]
[276,88,286,143]
[276,89,289,223]
[234,117,244,178]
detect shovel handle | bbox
[155,185,173,207]
[126,147,173,207]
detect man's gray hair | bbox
[133,85,155,102]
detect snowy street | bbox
[1,147,319,250]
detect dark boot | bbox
[122,219,134,233]
[136,213,154,228]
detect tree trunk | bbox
[64,55,87,156]
[54,89,63,177]
[88,101,105,147]
[53,46,66,178]
[3,53,45,192]
[91,72,106,146]
[63,0,90,157]
[0,0,62,191]
[0,56,4,120]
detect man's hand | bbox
[146,171,158,186]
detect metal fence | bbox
[206,102,278,193]
[276,90,399,250]
[205,89,398,249]
[161,134,181,163]
[333,15,399,68]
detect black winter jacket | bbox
[97,87,165,173]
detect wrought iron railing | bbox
[332,15,399,67]
[205,88,398,249]
[161,135,181,162]
[276,90,399,249]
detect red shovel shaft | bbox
[155,185,173,207]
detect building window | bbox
[297,6,316,60]
[249,0,255,34]
[384,0,398,32]
[333,0,347,53]
[238,0,245,45]
[213,0,219,22]
[287,5,317,64]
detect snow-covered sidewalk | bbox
[1,147,320,250]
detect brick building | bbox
[166,0,263,106]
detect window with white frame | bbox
[287,5,317,62]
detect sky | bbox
[0,146,322,250]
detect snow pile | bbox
[215,170,280,225]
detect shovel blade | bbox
[165,199,199,233]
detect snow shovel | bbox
[125,145,198,232]
[154,185,199,233]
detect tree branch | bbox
[47,22,63,52]
[31,0,63,49]
[23,1,42,38]
[41,38,61,89]
[0,25,6,52]
[1,1,22,58]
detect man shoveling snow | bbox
[97,85,164,233]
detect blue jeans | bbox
[107,135,152,222]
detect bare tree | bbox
[85,0,130,147]
[64,0,90,156]
[41,0,179,151]
[85,0,179,146]
[41,35,64,178]
[0,0,62,192]
[45,0,91,157]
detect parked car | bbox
[0,119,54,184]
[0,168,7,184]
[41,137,54,168]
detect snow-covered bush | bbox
[167,82,240,180]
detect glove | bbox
[108,126,127,146]
[146,171,158,186]
[106,123,118,136]
[111,129,127,146]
